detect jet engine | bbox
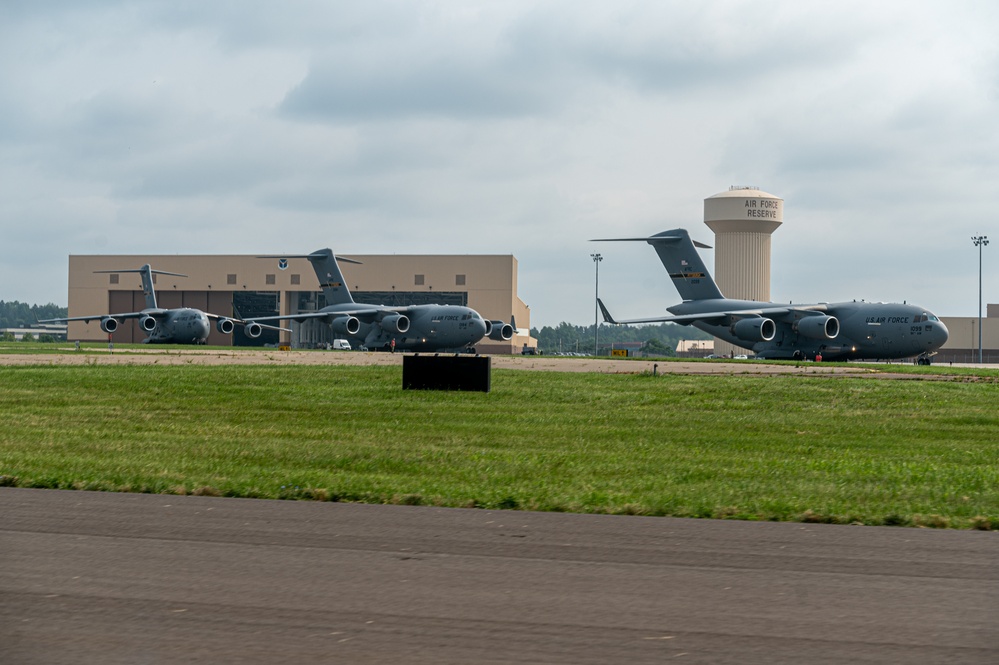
[216,318,235,335]
[100,317,119,334]
[486,320,514,341]
[731,317,776,343]
[244,322,263,339]
[794,315,839,340]
[330,315,361,336]
[379,314,410,334]
[139,315,158,333]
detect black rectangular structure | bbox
[402,355,491,392]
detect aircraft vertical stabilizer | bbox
[306,249,358,306]
[93,264,188,310]
[645,230,724,301]
[137,264,158,310]
[592,229,724,301]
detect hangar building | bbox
[64,253,534,353]
[936,306,999,363]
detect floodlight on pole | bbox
[973,235,989,363]
[591,253,603,356]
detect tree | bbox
[643,338,671,356]
[20,332,35,342]
[530,321,710,355]
[0,301,67,328]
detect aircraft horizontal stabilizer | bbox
[257,253,362,265]
[94,269,188,277]
[591,235,712,249]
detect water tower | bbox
[703,186,783,356]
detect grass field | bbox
[1,361,997,529]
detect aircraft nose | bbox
[936,319,949,346]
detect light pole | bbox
[973,236,989,363]
[591,253,602,356]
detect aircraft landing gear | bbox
[915,353,933,366]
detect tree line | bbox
[1,301,67,342]
[529,322,712,356]
[0,301,67,329]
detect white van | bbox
[331,339,351,351]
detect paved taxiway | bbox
[0,348,932,378]
[2,488,996,664]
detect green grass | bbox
[1,363,997,529]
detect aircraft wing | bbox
[38,310,166,324]
[597,299,827,326]
[204,312,291,332]
[247,312,342,324]
[247,307,407,324]
[597,303,730,326]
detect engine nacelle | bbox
[139,315,158,332]
[244,322,263,339]
[330,315,361,336]
[487,320,514,341]
[731,317,776,343]
[100,317,119,334]
[379,314,410,334]
[216,318,235,335]
[794,315,839,340]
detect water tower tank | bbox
[704,186,783,354]
[704,186,783,302]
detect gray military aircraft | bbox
[593,228,949,364]
[247,249,514,352]
[39,264,284,344]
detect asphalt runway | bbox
[2,489,996,664]
[0,348,893,376]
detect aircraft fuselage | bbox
[671,299,949,361]
[317,303,488,351]
[142,308,212,344]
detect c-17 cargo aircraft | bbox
[247,249,514,352]
[593,228,949,364]
[40,264,285,344]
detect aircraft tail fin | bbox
[94,265,187,310]
[592,229,724,301]
[308,250,360,306]
[259,251,360,306]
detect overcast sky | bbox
[2,1,998,327]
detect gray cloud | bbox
[281,57,559,120]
